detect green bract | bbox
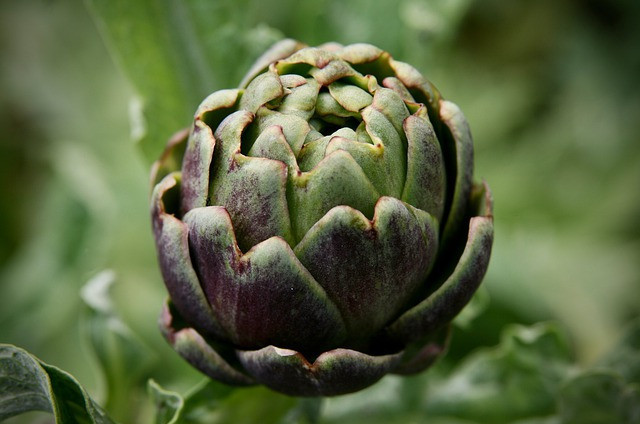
[150,40,493,396]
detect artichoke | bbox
[150,40,493,396]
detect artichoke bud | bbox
[150,40,494,396]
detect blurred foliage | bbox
[0,0,639,422]
[80,270,157,422]
[320,320,640,424]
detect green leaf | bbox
[321,323,574,424]
[84,0,282,163]
[558,371,640,424]
[596,317,640,385]
[148,377,324,424]
[0,344,114,423]
[148,378,234,424]
[81,270,156,422]
[423,323,573,424]
[553,318,640,424]
[148,379,183,424]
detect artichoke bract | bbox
[150,40,494,396]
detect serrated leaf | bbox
[0,344,114,423]
[84,0,282,163]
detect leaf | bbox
[148,377,324,424]
[596,317,640,386]
[84,0,282,163]
[423,322,573,424]
[554,318,640,424]
[558,371,640,424]
[81,270,156,421]
[321,323,574,424]
[0,344,114,423]
[148,378,233,424]
[148,379,183,424]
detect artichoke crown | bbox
[151,40,493,396]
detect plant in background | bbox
[150,40,494,396]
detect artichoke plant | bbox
[150,40,493,396]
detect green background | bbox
[1,0,639,422]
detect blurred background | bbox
[1,0,639,422]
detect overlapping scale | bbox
[183,206,347,353]
[151,39,494,397]
[294,197,438,343]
